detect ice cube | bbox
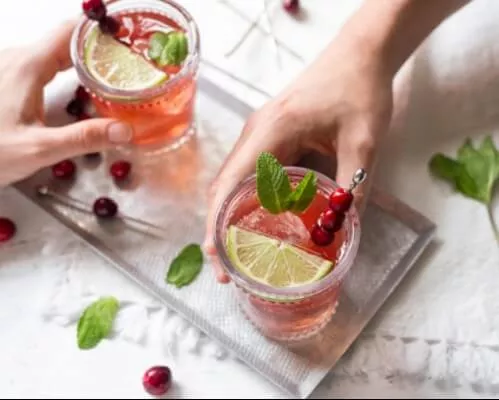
[237,208,310,246]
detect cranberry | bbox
[331,212,345,233]
[52,160,76,180]
[93,197,118,219]
[318,209,337,231]
[329,188,353,213]
[82,0,107,21]
[283,0,300,14]
[65,99,84,117]
[0,218,16,242]
[75,85,90,104]
[99,16,120,35]
[110,160,131,181]
[142,365,172,396]
[311,224,334,246]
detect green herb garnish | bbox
[148,31,188,67]
[429,136,499,241]
[77,296,119,350]
[166,244,204,288]
[256,152,317,214]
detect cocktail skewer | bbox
[36,185,168,237]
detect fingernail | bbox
[107,122,133,144]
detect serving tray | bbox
[14,70,436,399]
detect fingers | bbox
[335,124,377,215]
[35,118,133,164]
[28,19,78,86]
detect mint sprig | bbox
[77,296,119,350]
[148,31,189,67]
[256,152,317,214]
[166,243,204,288]
[429,136,499,242]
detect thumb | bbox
[40,119,133,164]
[335,127,376,216]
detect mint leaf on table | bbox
[166,244,203,288]
[159,31,188,67]
[286,171,317,213]
[429,135,499,241]
[256,152,292,214]
[148,32,170,61]
[77,296,119,350]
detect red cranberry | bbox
[75,85,90,103]
[99,16,120,35]
[311,224,334,246]
[65,99,84,117]
[283,0,300,14]
[82,0,107,21]
[52,160,76,180]
[318,209,337,231]
[142,366,172,396]
[93,197,118,219]
[329,188,353,213]
[331,212,345,233]
[110,160,131,181]
[0,218,16,242]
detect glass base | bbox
[114,121,197,162]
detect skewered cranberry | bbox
[52,160,76,180]
[311,224,334,246]
[329,188,353,213]
[0,218,16,242]
[142,366,172,396]
[99,16,120,35]
[75,85,90,103]
[82,0,107,21]
[318,209,337,231]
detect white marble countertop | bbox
[1,0,499,398]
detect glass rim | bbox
[213,166,361,299]
[70,0,200,100]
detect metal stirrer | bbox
[36,185,168,237]
[349,168,367,192]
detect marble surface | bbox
[0,0,498,398]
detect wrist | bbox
[337,0,469,77]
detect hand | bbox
[0,20,133,187]
[204,35,394,283]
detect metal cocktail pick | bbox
[36,185,167,238]
[349,168,367,192]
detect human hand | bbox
[204,35,394,283]
[0,20,133,187]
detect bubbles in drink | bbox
[237,207,310,247]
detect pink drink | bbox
[215,167,361,342]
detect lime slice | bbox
[226,226,334,288]
[84,27,168,91]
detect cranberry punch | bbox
[72,0,200,155]
[214,153,365,342]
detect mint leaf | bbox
[77,296,119,350]
[286,171,317,212]
[159,31,188,67]
[148,32,169,61]
[256,152,292,214]
[166,244,203,288]
[429,136,499,242]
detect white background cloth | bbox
[0,0,498,398]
